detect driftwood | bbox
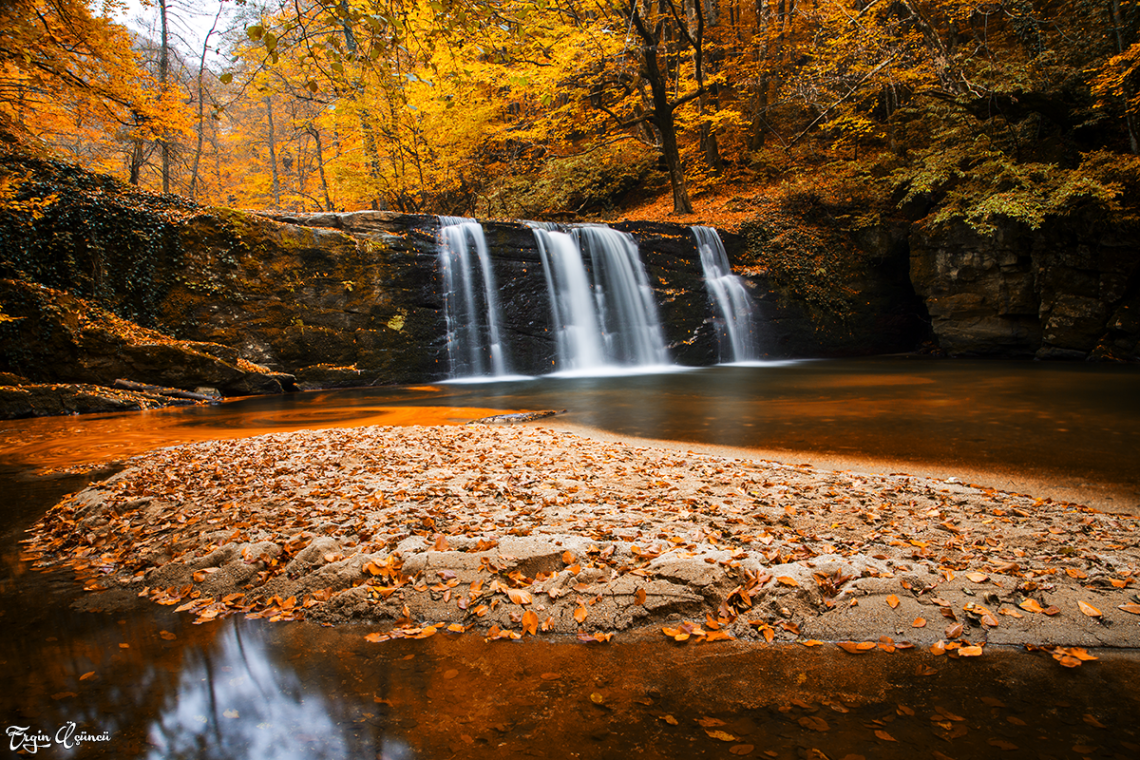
[113,379,215,402]
[466,409,566,425]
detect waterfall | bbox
[532,224,668,371]
[577,226,669,367]
[437,217,509,378]
[533,227,607,371]
[691,225,760,363]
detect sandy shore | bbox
[22,424,1140,652]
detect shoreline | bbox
[20,423,1140,651]
[539,420,1140,517]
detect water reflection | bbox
[1,358,1137,509]
[2,467,1140,759]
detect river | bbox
[1,358,1138,758]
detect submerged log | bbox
[466,409,566,425]
[113,378,215,402]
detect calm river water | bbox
[1,358,1138,758]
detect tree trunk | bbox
[630,2,695,214]
[189,7,223,202]
[265,96,281,208]
[158,0,171,194]
[307,125,334,211]
[1108,0,1139,154]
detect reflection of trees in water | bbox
[146,622,382,760]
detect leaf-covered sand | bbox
[22,425,1140,651]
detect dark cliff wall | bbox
[909,218,1140,361]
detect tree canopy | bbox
[3,0,1138,227]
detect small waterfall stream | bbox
[437,217,509,378]
[691,225,760,363]
[439,217,680,378]
[532,225,669,372]
[533,227,607,372]
[576,226,669,368]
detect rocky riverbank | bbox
[22,425,1140,653]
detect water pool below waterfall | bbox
[1,357,1138,758]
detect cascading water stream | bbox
[437,217,509,378]
[532,227,606,372]
[532,224,669,372]
[691,225,760,362]
[577,226,669,367]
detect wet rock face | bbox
[909,220,1140,360]
[169,210,450,384]
[0,278,293,410]
[256,212,725,377]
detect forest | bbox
[2,0,1139,230]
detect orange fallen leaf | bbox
[776,576,798,587]
[987,738,1018,750]
[1065,567,1088,579]
[1118,602,1140,615]
[797,716,829,732]
[1077,600,1102,618]
[875,729,897,742]
[706,729,738,742]
[635,587,647,605]
[79,671,96,681]
[912,617,927,628]
[800,639,824,647]
[965,572,989,583]
[521,609,538,635]
[957,645,984,657]
[886,594,900,609]
[574,605,588,623]
[836,641,875,654]
[507,588,533,605]
[1019,599,1045,613]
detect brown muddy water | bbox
[1,358,1139,758]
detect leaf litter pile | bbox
[21,425,1140,657]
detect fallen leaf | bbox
[874,729,897,742]
[886,594,900,609]
[728,745,755,756]
[776,576,799,587]
[798,716,829,732]
[836,641,875,654]
[1077,600,1102,619]
[662,714,679,725]
[706,729,738,742]
[521,609,538,635]
[635,587,647,605]
[574,605,587,623]
[987,738,1018,750]
[966,572,989,583]
[506,588,533,605]
[696,717,726,727]
[957,645,984,657]
[1019,599,1045,614]
[1118,602,1140,615]
[912,617,926,628]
